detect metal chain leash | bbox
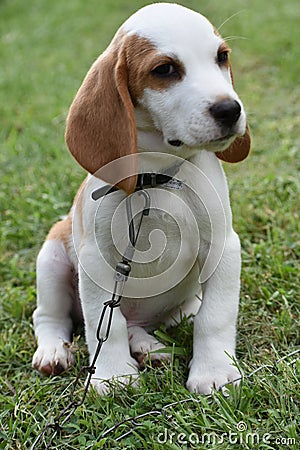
[92,348,300,445]
[30,180,300,448]
[30,190,151,450]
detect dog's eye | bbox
[151,63,178,78]
[217,51,229,66]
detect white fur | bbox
[32,3,247,394]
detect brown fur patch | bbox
[65,30,138,193]
[46,215,72,248]
[123,34,185,101]
[65,31,185,193]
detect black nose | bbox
[210,99,241,128]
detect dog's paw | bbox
[129,327,171,368]
[90,358,139,395]
[90,372,139,396]
[32,340,75,376]
[186,360,241,395]
[132,345,171,369]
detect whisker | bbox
[217,10,245,33]
[223,35,249,43]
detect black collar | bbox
[92,172,175,200]
[91,164,183,201]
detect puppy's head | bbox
[66,3,250,194]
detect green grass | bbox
[0,0,299,448]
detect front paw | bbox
[90,357,139,396]
[187,357,241,395]
[32,340,75,375]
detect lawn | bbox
[0,0,299,448]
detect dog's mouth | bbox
[206,133,238,151]
[208,134,236,146]
[213,133,235,142]
[167,134,236,150]
[167,139,184,147]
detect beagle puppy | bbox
[32,3,251,395]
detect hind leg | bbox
[32,237,76,375]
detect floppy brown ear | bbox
[65,32,137,194]
[216,123,251,163]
